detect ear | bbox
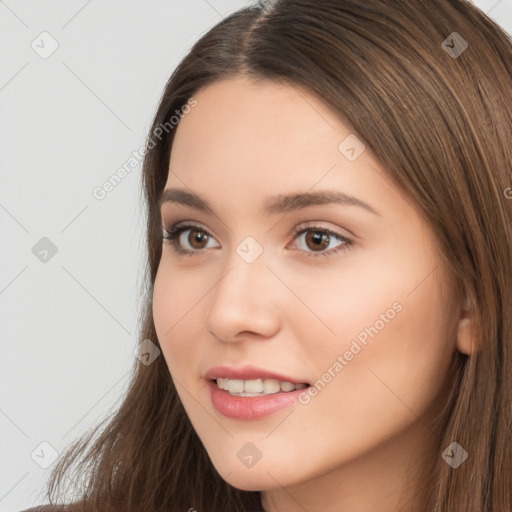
[456,293,477,356]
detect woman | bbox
[23,0,512,510]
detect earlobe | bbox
[456,293,477,356]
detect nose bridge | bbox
[215,234,269,303]
[204,233,279,340]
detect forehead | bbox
[170,76,345,159]
[163,76,422,231]
[167,77,363,187]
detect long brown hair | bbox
[45,1,512,510]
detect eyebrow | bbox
[158,188,381,216]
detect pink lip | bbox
[203,365,310,420]
[204,365,308,384]
[207,380,308,420]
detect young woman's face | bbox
[153,76,461,495]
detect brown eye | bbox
[162,224,219,255]
[163,222,352,259]
[289,224,352,258]
[187,229,209,249]
[304,231,331,252]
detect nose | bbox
[204,247,281,344]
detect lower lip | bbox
[208,380,308,420]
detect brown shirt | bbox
[20,504,89,512]
[20,508,69,512]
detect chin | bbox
[209,454,302,492]
[222,470,283,492]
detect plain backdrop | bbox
[1,1,511,511]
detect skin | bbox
[152,76,474,512]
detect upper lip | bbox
[204,365,309,385]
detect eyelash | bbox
[162,222,353,258]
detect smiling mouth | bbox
[211,378,310,397]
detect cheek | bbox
[310,266,454,440]
[296,242,454,420]
[278,252,411,376]
[152,261,204,375]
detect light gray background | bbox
[1,1,510,511]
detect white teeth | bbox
[280,381,296,392]
[263,379,281,394]
[216,377,308,396]
[245,379,263,393]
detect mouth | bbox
[210,378,310,397]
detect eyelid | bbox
[162,219,353,258]
[287,222,353,257]
[289,220,352,241]
[163,219,351,239]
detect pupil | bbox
[308,231,328,250]
[191,231,207,248]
